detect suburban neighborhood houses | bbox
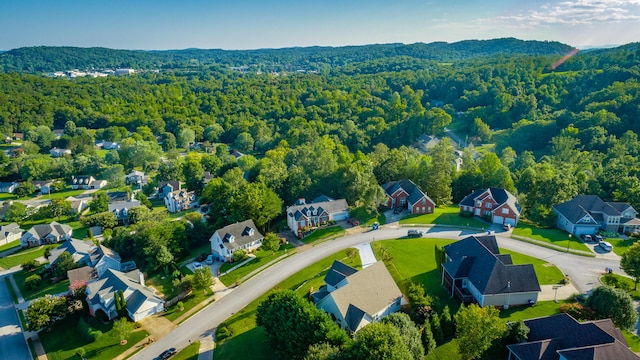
[554,195,640,236]
[459,187,522,227]
[210,219,264,262]
[20,221,72,247]
[286,196,349,237]
[382,179,435,214]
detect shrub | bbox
[217,324,232,340]
[25,274,41,290]
[459,210,474,218]
[559,302,597,321]
[177,301,184,311]
[232,249,248,262]
[602,273,619,287]
[77,317,99,343]
[76,348,86,357]
[21,259,39,272]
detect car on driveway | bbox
[347,218,360,226]
[580,234,593,242]
[393,207,403,214]
[502,223,512,231]
[154,348,177,360]
[206,254,214,265]
[192,261,202,270]
[594,234,603,242]
[599,241,613,252]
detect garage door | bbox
[504,218,516,226]
[492,215,504,225]
[332,212,349,221]
[574,226,596,237]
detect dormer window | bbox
[243,227,254,236]
[224,234,235,243]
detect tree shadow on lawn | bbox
[406,269,461,311]
[217,325,275,360]
[425,227,484,237]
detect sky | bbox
[1,0,639,50]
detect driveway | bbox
[0,275,31,360]
[132,225,617,359]
[354,243,376,268]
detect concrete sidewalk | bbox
[197,330,214,360]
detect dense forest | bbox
[1,39,640,227]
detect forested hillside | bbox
[0,38,572,73]
[0,40,639,227]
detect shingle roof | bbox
[554,195,630,223]
[26,221,72,240]
[86,269,163,315]
[381,179,434,206]
[324,260,358,287]
[508,314,639,360]
[459,188,521,216]
[287,198,348,221]
[0,222,23,241]
[443,236,540,295]
[216,219,264,252]
[49,238,95,265]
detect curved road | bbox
[132,225,619,360]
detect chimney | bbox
[297,198,306,205]
[138,270,145,286]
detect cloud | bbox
[488,0,640,27]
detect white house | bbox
[0,181,19,193]
[165,189,197,213]
[210,219,264,262]
[286,196,349,237]
[86,269,164,322]
[49,148,72,158]
[32,180,54,194]
[312,261,404,333]
[71,175,107,190]
[0,223,24,246]
[109,199,141,225]
[20,221,72,247]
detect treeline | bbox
[0,38,572,73]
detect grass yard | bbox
[219,244,295,287]
[41,188,86,200]
[0,245,56,270]
[14,265,71,301]
[40,312,148,360]
[214,249,361,360]
[0,192,17,201]
[608,237,637,256]
[146,272,181,299]
[623,329,640,352]
[172,341,200,360]
[399,206,486,228]
[601,273,640,300]
[164,288,214,322]
[350,207,386,225]
[512,222,590,252]
[499,300,566,321]
[425,340,461,360]
[0,240,21,253]
[301,225,345,244]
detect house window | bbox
[428,207,432,212]
[484,211,491,216]
[486,203,492,209]
[502,208,509,214]
[422,199,426,204]
[300,220,306,227]
[400,197,406,206]
[476,201,482,207]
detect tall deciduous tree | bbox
[25,295,68,331]
[454,304,507,360]
[621,241,640,290]
[380,313,424,360]
[192,267,214,293]
[343,322,412,360]
[587,285,638,329]
[256,290,349,360]
[424,138,455,206]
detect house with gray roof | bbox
[0,181,18,193]
[49,147,71,158]
[32,180,54,194]
[459,187,521,226]
[554,195,639,236]
[312,261,404,333]
[165,189,197,213]
[507,313,639,360]
[382,179,435,215]
[20,221,72,247]
[286,196,349,237]
[210,219,264,262]
[125,170,147,187]
[109,199,141,225]
[49,239,121,277]
[86,269,164,322]
[442,235,540,307]
[70,175,107,190]
[0,222,23,246]
[157,181,181,199]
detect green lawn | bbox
[219,245,295,287]
[512,222,590,252]
[40,188,87,200]
[0,192,17,201]
[164,288,214,322]
[146,273,181,299]
[301,225,345,244]
[215,249,361,360]
[601,273,640,300]
[0,240,21,253]
[172,341,200,360]
[350,207,386,225]
[399,206,486,228]
[608,237,637,256]
[623,329,640,352]
[499,300,566,321]
[40,312,149,360]
[0,245,56,270]
[425,340,461,360]
[14,265,71,301]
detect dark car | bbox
[393,207,403,214]
[580,234,592,242]
[594,234,603,242]
[155,348,177,360]
[407,229,423,238]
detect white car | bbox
[206,254,214,264]
[192,261,202,270]
[599,241,613,252]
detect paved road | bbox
[132,225,617,359]
[0,275,31,360]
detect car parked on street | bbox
[154,348,177,360]
[371,222,379,230]
[407,229,423,237]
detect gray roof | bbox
[26,221,72,239]
[381,179,434,206]
[554,195,637,223]
[49,238,95,265]
[158,181,181,192]
[324,260,358,287]
[443,236,540,295]
[0,223,23,241]
[71,175,94,185]
[459,188,522,216]
[320,262,403,332]
[216,219,264,251]
[68,266,97,284]
[508,314,637,360]
[108,200,141,217]
[87,269,163,314]
[287,198,349,222]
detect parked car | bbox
[503,223,512,231]
[407,229,423,238]
[154,348,177,360]
[580,234,593,242]
[371,222,379,230]
[206,254,214,264]
[347,218,360,226]
[594,234,603,242]
[599,241,613,252]
[393,207,403,214]
[192,261,202,270]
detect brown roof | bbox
[67,266,97,284]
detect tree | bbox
[5,202,27,221]
[53,252,79,278]
[89,192,109,213]
[422,319,437,355]
[102,164,125,188]
[80,211,117,229]
[113,317,134,345]
[25,294,68,331]
[380,313,424,360]
[430,312,445,345]
[128,206,153,224]
[261,233,281,252]
[256,290,349,360]
[587,285,638,329]
[454,304,507,360]
[48,198,72,219]
[14,182,36,197]
[440,305,455,337]
[26,125,56,150]
[621,242,640,290]
[343,322,412,360]
[305,343,341,360]
[115,290,126,317]
[21,259,39,271]
[25,274,41,290]
[424,138,455,205]
[177,127,196,148]
[504,320,530,345]
[234,132,254,152]
[192,267,214,293]
[232,249,248,262]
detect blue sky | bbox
[1,0,639,50]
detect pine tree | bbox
[430,313,445,345]
[422,321,437,354]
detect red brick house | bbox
[459,188,521,226]
[381,179,435,214]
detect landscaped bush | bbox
[217,323,232,340]
[25,274,41,290]
[232,249,248,262]
[21,259,39,272]
[559,302,597,322]
[459,210,473,218]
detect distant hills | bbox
[0,38,575,73]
